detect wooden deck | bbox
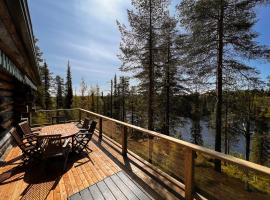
[0,128,184,200]
[68,171,155,200]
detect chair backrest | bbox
[82,118,90,129]
[88,121,97,134]
[9,128,27,151]
[38,134,63,158]
[38,134,62,145]
[18,121,31,136]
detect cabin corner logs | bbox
[0,69,35,157]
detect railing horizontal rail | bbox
[77,108,270,176]
[32,108,270,200]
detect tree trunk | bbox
[110,80,113,117]
[164,41,170,135]
[215,0,224,173]
[148,0,154,130]
[131,100,134,125]
[224,97,228,154]
[148,0,154,164]
[148,0,154,131]
[122,92,126,122]
[245,121,251,161]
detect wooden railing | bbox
[31,108,270,200]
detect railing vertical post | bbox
[184,148,195,200]
[99,117,103,141]
[122,126,128,157]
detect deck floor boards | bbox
[69,171,155,200]
[0,126,180,200]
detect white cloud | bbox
[75,0,130,23]
[66,42,118,63]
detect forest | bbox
[34,0,270,174]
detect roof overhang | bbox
[0,0,40,88]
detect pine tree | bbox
[178,0,270,171]
[65,61,73,108]
[158,13,186,135]
[118,0,172,130]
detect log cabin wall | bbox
[0,0,39,157]
[0,69,35,157]
[0,70,14,157]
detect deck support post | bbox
[99,117,103,141]
[122,126,128,157]
[185,148,195,200]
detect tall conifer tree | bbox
[65,61,73,108]
[178,0,270,171]
[118,0,174,130]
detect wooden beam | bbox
[184,148,195,200]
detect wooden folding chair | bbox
[73,121,97,154]
[38,135,71,170]
[9,128,42,162]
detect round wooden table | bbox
[40,123,80,150]
[40,123,79,138]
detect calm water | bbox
[172,118,247,156]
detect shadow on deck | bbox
[0,132,184,200]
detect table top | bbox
[40,122,79,138]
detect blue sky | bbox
[28,0,270,93]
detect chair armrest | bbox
[63,138,71,148]
[31,127,41,131]
[79,128,88,132]
[77,132,93,136]
[23,134,38,140]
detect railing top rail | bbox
[34,108,270,176]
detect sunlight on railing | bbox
[31,108,270,200]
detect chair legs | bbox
[85,146,92,153]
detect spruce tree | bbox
[110,79,113,117]
[34,38,44,108]
[119,76,130,122]
[55,75,64,109]
[43,62,52,110]
[65,61,73,108]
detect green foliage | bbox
[55,75,64,109]
[65,62,73,108]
